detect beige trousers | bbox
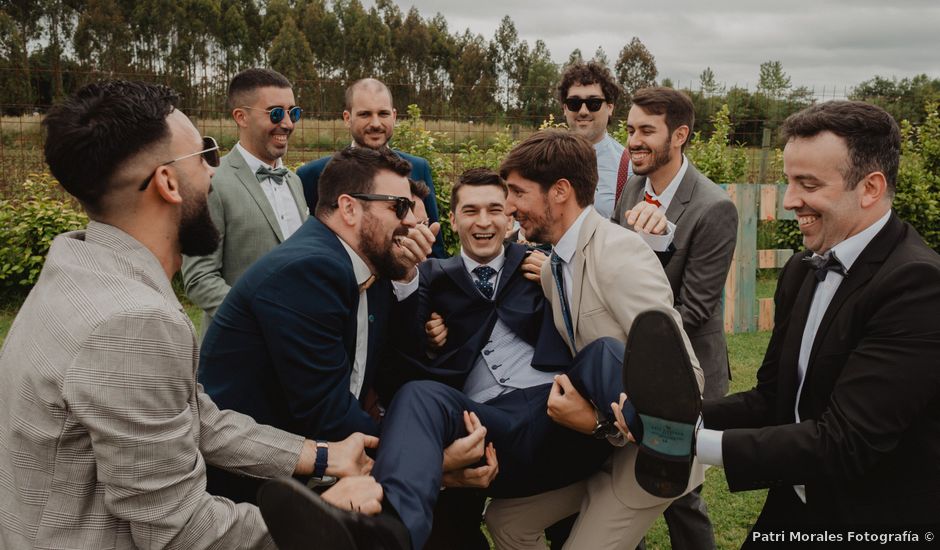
[485,467,673,550]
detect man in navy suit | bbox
[297,78,447,258]
[361,168,632,549]
[198,146,440,503]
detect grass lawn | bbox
[1,299,774,549]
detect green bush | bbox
[686,105,748,185]
[0,174,87,289]
[895,104,940,251]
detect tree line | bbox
[1,0,938,145]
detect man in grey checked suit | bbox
[612,86,738,550]
[183,68,308,333]
[0,80,381,549]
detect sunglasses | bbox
[339,193,416,220]
[564,97,606,112]
[139,136,220,191]
[242,105,303,124]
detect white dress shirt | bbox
[636,155,687,252]
[235,143,303,239]
[696,210,894,501]
[550,207,593,309]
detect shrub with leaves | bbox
[0,174,87,288]
[393,104,460,255]
[895,105,940,251]
[686,104,748,184]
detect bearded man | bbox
[198,146,440,504]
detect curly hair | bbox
[556,61,622,106]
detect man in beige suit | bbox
[182,68,308,334]
[485,129,705,549]
[0,80,381,549]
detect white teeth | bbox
[798,215,818,226]
[473,233,494,239]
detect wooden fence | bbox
[723,183,795,333]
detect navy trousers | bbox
[373,337,626,549]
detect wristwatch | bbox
[591,411,619,440]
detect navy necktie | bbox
[802,250,847,282]
[472,265,497,299]
[550,251,576,349]
[256,165,289,185]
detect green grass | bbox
[1,300,772,549]
[643,330,771,550]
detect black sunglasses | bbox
[139,136,220,191]
[338,193,416,220]
[564,97,606,112]
[242,105,303,124]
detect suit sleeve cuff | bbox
[391,272,419,301]
[696,427,724,467]
[638,220,676,252]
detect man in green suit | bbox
[182,68,309,334]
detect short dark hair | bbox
[781,100,901,195]
[345,78,393,111]
[499,129,597,208]
[409,177,430,200]
[451,168,508,209]
[42,80,179,214]
[630,87,695,151]
[315,146,412,218]
[227,68,292,111]
[557,62,622,107]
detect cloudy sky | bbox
[368,0,940,93]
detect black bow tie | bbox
[802,251,847,282]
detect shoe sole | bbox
[623,308,701,499]
[258,477,357,550]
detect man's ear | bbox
[336,194,360,225]
[343,110,352,128]
[551,178,573,203]
[859,171,888,208]
[152,166,183,205]
[672,125,690,150]
[233,108,249,129]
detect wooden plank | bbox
[758,298,775,331]
[758,248,794,268]
[759,184,777,220]
[723,183,758,333]
[776,183,796,221]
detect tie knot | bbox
[802,251,847,282]
[472,265,497,283]
[256,165,289,185]
[549,251,562,267]
[644,192,662,208]
[472,266,497,299]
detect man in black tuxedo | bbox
[687,101,940,542]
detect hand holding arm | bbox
[425,312,448,350]
[442,411,486,471]
[546,374,597,434]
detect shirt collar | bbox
[644,155,688,211]
[235,142,283,172]
[820,209,892,271]
[461,247,506,275]
[593,132,615,152]
[336,236,374,288]
[553,207,592,264]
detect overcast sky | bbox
[368,0,940,93]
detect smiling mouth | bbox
[631,150,651,161]
[472,232,495,241]
[272,134,289,145]
[798,215,819,227]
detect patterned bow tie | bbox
[644,192,662,208]
[802,250,847,282]
[256,165,289,185]
[472,266,497,299]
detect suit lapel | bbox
[570,211,602,339]
[286,173,309,220]
[496,244,525,297]
[442,255,480,299]
[227,149,287,242]
[805,214,903,368]
[779,266,817,416]
[665,164,698,225]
